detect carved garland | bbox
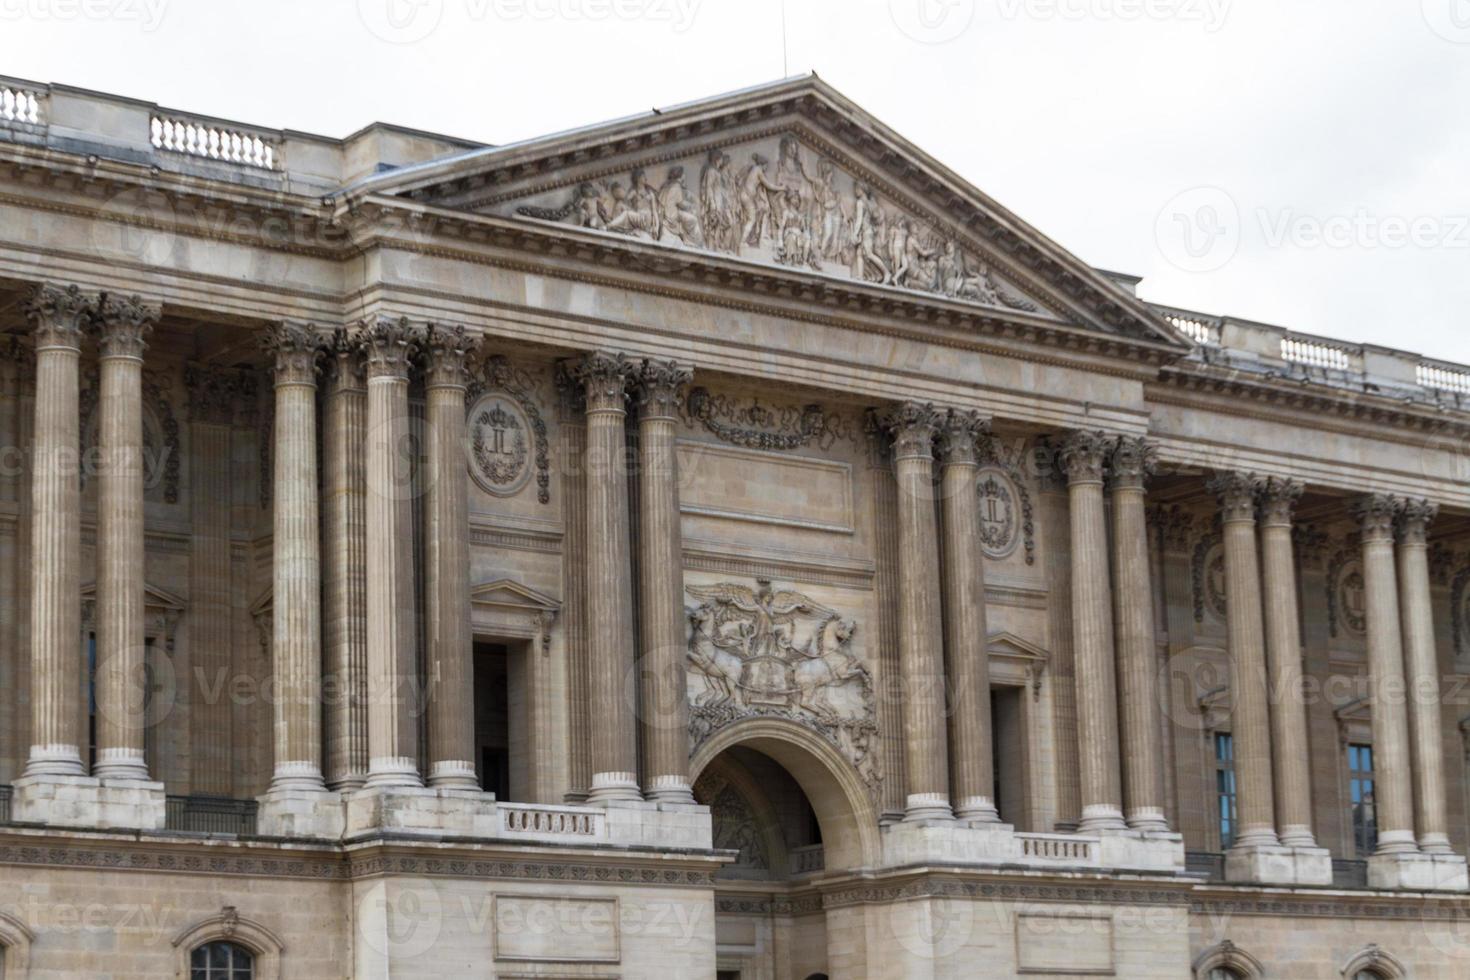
[1191,532,1224,623]
[466,355,552,505]
[1326,545,1366,638]
[683,386,856,452]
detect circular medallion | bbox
[1336,559,1367,636]
[467,393,532,496]
[976,467,1020,560]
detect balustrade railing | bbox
[150,114,277,169]
[1017,832,1094,863]
[499,803,601,838]
[0,84,41,125]
[164,796,258,836]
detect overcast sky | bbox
[6,0,1469,362]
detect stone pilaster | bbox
[877,402,951,822]
[423,324,478,790]
[321,331,370,791]
[937,409,998,823]
[262,322,328,794]
[1257,477,1317,848]
[1060,430,1124,832]
[634,359,695,804]
[1396,498,1450,854]
[1209,472,1279,851]
[91,294,158,782]
[360,318,424,789]
[1108,436,1167,832]
[20,284,90,780]
[567,351,641,804]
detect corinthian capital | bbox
[875,401,943,461]
[1351,492,1399,543]
[423,323,476,389]
[357,317,422,381]
[1108,435,1156,490]
[1396,497,1438,546]
[261,321,323,386]
[324,327,364,390]
[633,358,693,419]
[564,350,635,414]
[1207,471,1263,524]
[1256,476,1304,526]
[1058,430,1112,485]
[936,409,989,465]
[24,282,93,350]
[93,293,159,360]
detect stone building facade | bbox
[0,73,1468,977]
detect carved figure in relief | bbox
[738,152,784,248]
[604,168,661,239]
[850,184,892,284]
[775,189,821,271]
[657,165,704,246]
[699,150,737,253]
[812,157,850,263]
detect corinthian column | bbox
[321,331,369,791]
[92,294,158,782]
[263,322,328,793]
[567,351,640,804]
[634,359,695,804]
[1396,498,1450,854]
[1209,472,1278,849]
[423,324,478,790]
[878,402,951,822]
[937,409,998,823]
[20,284,90,779]
[361,318,423,789]
[1257,477,1317,848]
[1109,436,1167,832]
[1355,494,1417,855]
[1060,430,1124,832]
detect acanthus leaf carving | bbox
[683,386,855,452]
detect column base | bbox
[344,785,498,839]
[427,760,480,790]
[953,796,1001,824]
[12,772,165,830]
[1367,850,1470,891]
[902,793,954,823]
[1224,843,1332,886]
[644,774,697,805]
[1077,804,1127,833]
[256,786,345,839]
[587,771,642,805]
[1124,806,1170,833]
[364,756,425,790]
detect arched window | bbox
[1340,945,1406,980]
[1209,970,1245,980]
[0,911,34,979]
[1193,940,1263,980]
[190,941,254,979]
[1354,972,1386,980]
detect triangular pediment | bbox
[81,581,186,612]
[356,77,1188,347]
[986,631,1048,663]
[470,578,561,613]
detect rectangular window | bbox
[1348,743,1377,857]
[1214,732,1237,849]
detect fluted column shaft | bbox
[880,402,951,821]
[1110,437,1167,831]
[361,319,423,788]
[572,352,641,803]
[1061,431,1125,832]
[938,410,998,822]
[635,360,695,804]
[22,285,90,778]
[1211,473,1278,848]
[264,323,327,791]
[424,325,478,790]
[92,295,157,781]
[1397,499,1450,853]
[1355,494,1416,853]
[1258,478,1317,847]
[322,335,370,791]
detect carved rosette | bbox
[1108,435,1156,490]
[324,327,364,391]
[93,293,159,360]
[1058,429,1111,486]
[634,359,693,419]
[875,401,943,461]
[423,323,475,390]
[357,317,421,382]
[565,350,635,415]
[936,408,989,465]
[184,364,246,426]
[1207,471,1262,524]
[261,322,322,387]
[1352,493,1400,543]
[1256,476,1304,527]
[24,282,92,350]
[1396,497,1438,546]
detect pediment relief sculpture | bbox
[685,578,880,797]
[507,134,1052,317]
